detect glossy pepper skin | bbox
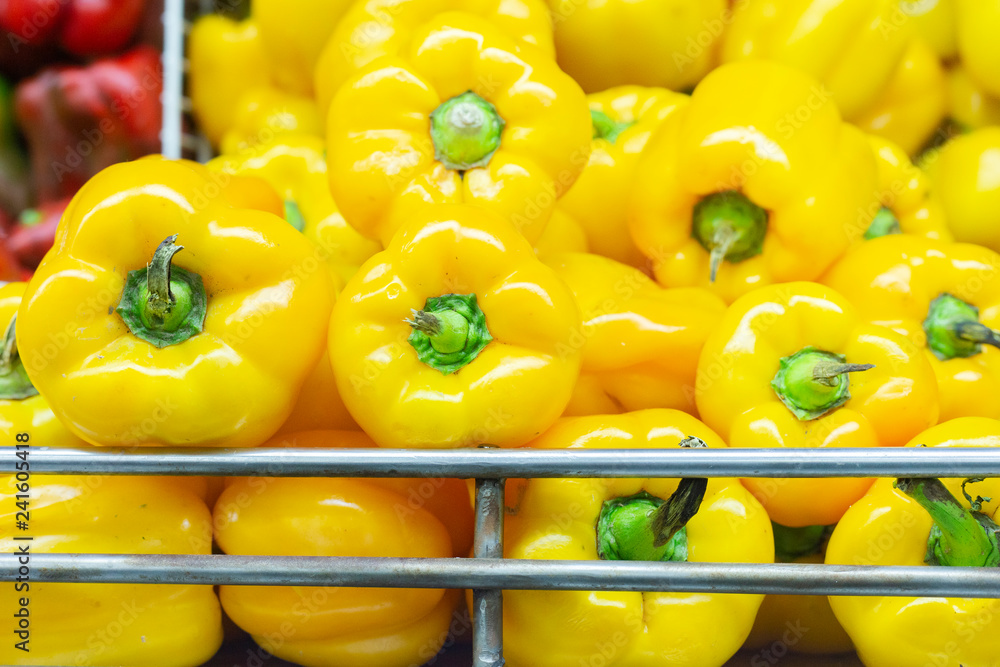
[252,0,352,96]
[503,410,773,667]
[329,204,582,449]
[853,134,951,244]
[314,0,554,117]
[188,16,271,147]
[544,252,725,417]
[695,282,940,527]
[545,0,727,94]
[216,430,473,667]
[275,351,360,435]
[824,235,1000,422]
[0,0,144,56]
[0,475,222,666]
[558,86,688,270]
[14,46,163,202]
[946,64,1000,131]
[531,208,588,259]
[219,86,323,156]
[325,13,591,247]
[721,0,912,120]
[924,127,1000,252]
[827,417,1000,667]
[853,39,947,157]
[208,136,381,287]
[16,157,334,448]
[0,283,86,445]
[955,0,1000,98]
[629,60,878,304]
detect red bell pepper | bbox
[6,195,68,268]
[0,0,145,57]
[14,45,161,202]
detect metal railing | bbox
[5,446,1000,666]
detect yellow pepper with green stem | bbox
[696,281,940,527]
[824,235,1000,422]
[543,252,725,417]
[827,417,1000,667]
[328,204,582,449]
[502,409,774,667]
[629,60,878,303]
[325,13,591,247]
[16,157,334,447]
[557,86,688,270]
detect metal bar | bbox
[13,446,1000,478]
[160,0,184,158]
[473,476,505,667]
[10,554,1000,598]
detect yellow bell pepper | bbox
[696,281,940,527]
[853,39,948,157]
[314,0,555,118]
[743,526,854,656]
[251,0,353,96]
[911,0,958,60]
[721,0,912,120]
[16,157,334,447]
[0,283,85,446]
[276,351,360,434]
[531,208,588,259]
[946,64,1000,131]
[219,86,323,156]
[544,252,725,417]
[208,136,382,287]
[827,417,1000,667]
[924,127,1000,252]
[0,475,222,666]
[545,0,728,94]
[216,430,473,667]
[850,133,951,244]
[503,409,774,667]
[558,86,688,270]
[629,60,878,304]
[325,13,591,247]
[823,235,1000,423]
[188,16,270,147]
[955,0,1000,98]
[328,204,582,449]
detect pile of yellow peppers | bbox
[4,0,1000,666]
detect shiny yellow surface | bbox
[695,282,940,527]
[328,204,582,449]
[823,235,1000,422]
[947,64,1000,130]
[276,351,360,434]
[827,418,1000,667]
[252,0,353,95]
[208,136,381,286]
[219,87,323,156]
[721,0,912,120]
[315,0,554,116]
[503,410,774,667]
[16,157,334,447]
[532,208,589,258]
[325,13,591,247]
[217,430,472,667]
[853,39,947,157]
[955,0,1000,98]
[188,16,270,147]
[545,252,725,417]
[545,0,727,93]
[743,552,855,655]
[860,134,951,243]
[629,61,878,304]
[0,283,86,446]
[911,0,957,60]
[0,475,222,666]
[558,86,688,269]
[924,127,1000,252]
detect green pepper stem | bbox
[772,522,831,562]
[429,91,505,171]
[650,476,708,548]
[405,310,442,336]
[772,346,874,421]
[923,293,1000,360]
[590,109,633,144]
[691,190,768,284]
[954,321,1000,350]
[146,235,183,320]
[863,207,902,240]
[406,294,492,374]
[0,315,17,374]
[0,315,39,401]
[895,477,1000,567]
[813,362,876,383]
